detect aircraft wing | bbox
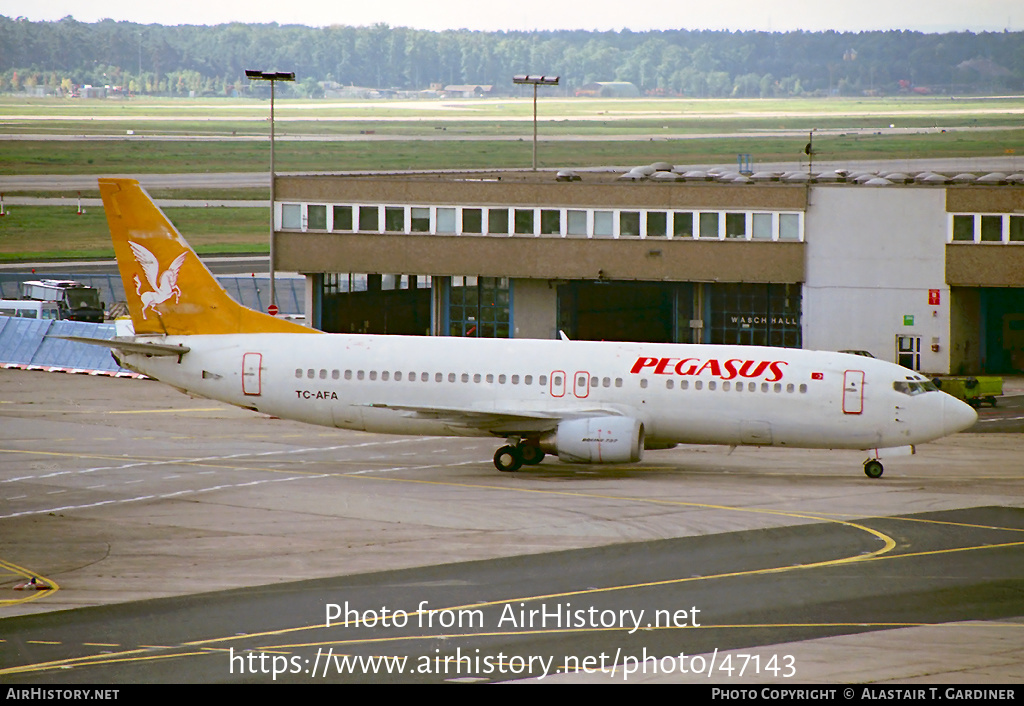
[364,403,620,435]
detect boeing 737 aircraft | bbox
[81,178,977,478]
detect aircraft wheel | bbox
[494,445,523,472]
[519,445,545,465]
[863,460,884,479]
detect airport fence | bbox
[0,315,135,375]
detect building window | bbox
[897,335,921,371]
[514,208,534,235]
[779,213,800,241]
[709,282,802,348]
[358,205,379,232]
[646,212,667,238]
[673,212,694,238]
[952,215,974,241]
[437,207,457,234]
[981,215,1002,242]
[540,209,561,235]
[567,210,588,237]
[752,213,772,239]
[384,206,405,233]
[463,208,483,234]
[448,276,510,338]
[307,204,327,230]
[699,212,720,239]
[620,211,641,237]
[411,207,430,233]
[333,205,353,231]
[725,213,746,239]
[488,208,509,235]
[1011,216,1024,242]
[594,211,614,238]
[282,203,301,229]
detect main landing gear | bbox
[493,441,546,472]
[863,459,884,479]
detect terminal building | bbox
[272,168,1024,375]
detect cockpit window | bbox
[894,380,938,396]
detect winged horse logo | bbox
[128,241,187,320]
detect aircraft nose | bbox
[942,394,978,435]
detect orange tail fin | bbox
[99,178,316,336]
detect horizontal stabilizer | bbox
[52,335,190,358]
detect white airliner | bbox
[81,178,977,478]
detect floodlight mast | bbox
[512,75,559,171]
[246,70,295,310]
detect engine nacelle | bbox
[541,416,644,464]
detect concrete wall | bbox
[277,233,805,283]
[277,174,809,211]
[511,279,558,339]
[803,186,950,373]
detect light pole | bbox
[246,69,295,311]
[512,75,559,171]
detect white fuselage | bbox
[117,333,976,455]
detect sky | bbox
[0,0,1018,33]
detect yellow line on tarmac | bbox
[0,557,60,606]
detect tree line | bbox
[1,15,1021,98]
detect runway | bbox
[0,370,1021,683]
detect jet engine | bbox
[541,416,644,464]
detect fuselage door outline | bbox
[843,369,865,415]
[573,370,590,399]
[550,370,566,398]
[242,352,263,396]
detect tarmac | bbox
[0,368,1021,684]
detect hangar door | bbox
[557,282,675,343]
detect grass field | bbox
[3,131,1022,176]
[0,207,268,261]
[1,94,1021,260]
